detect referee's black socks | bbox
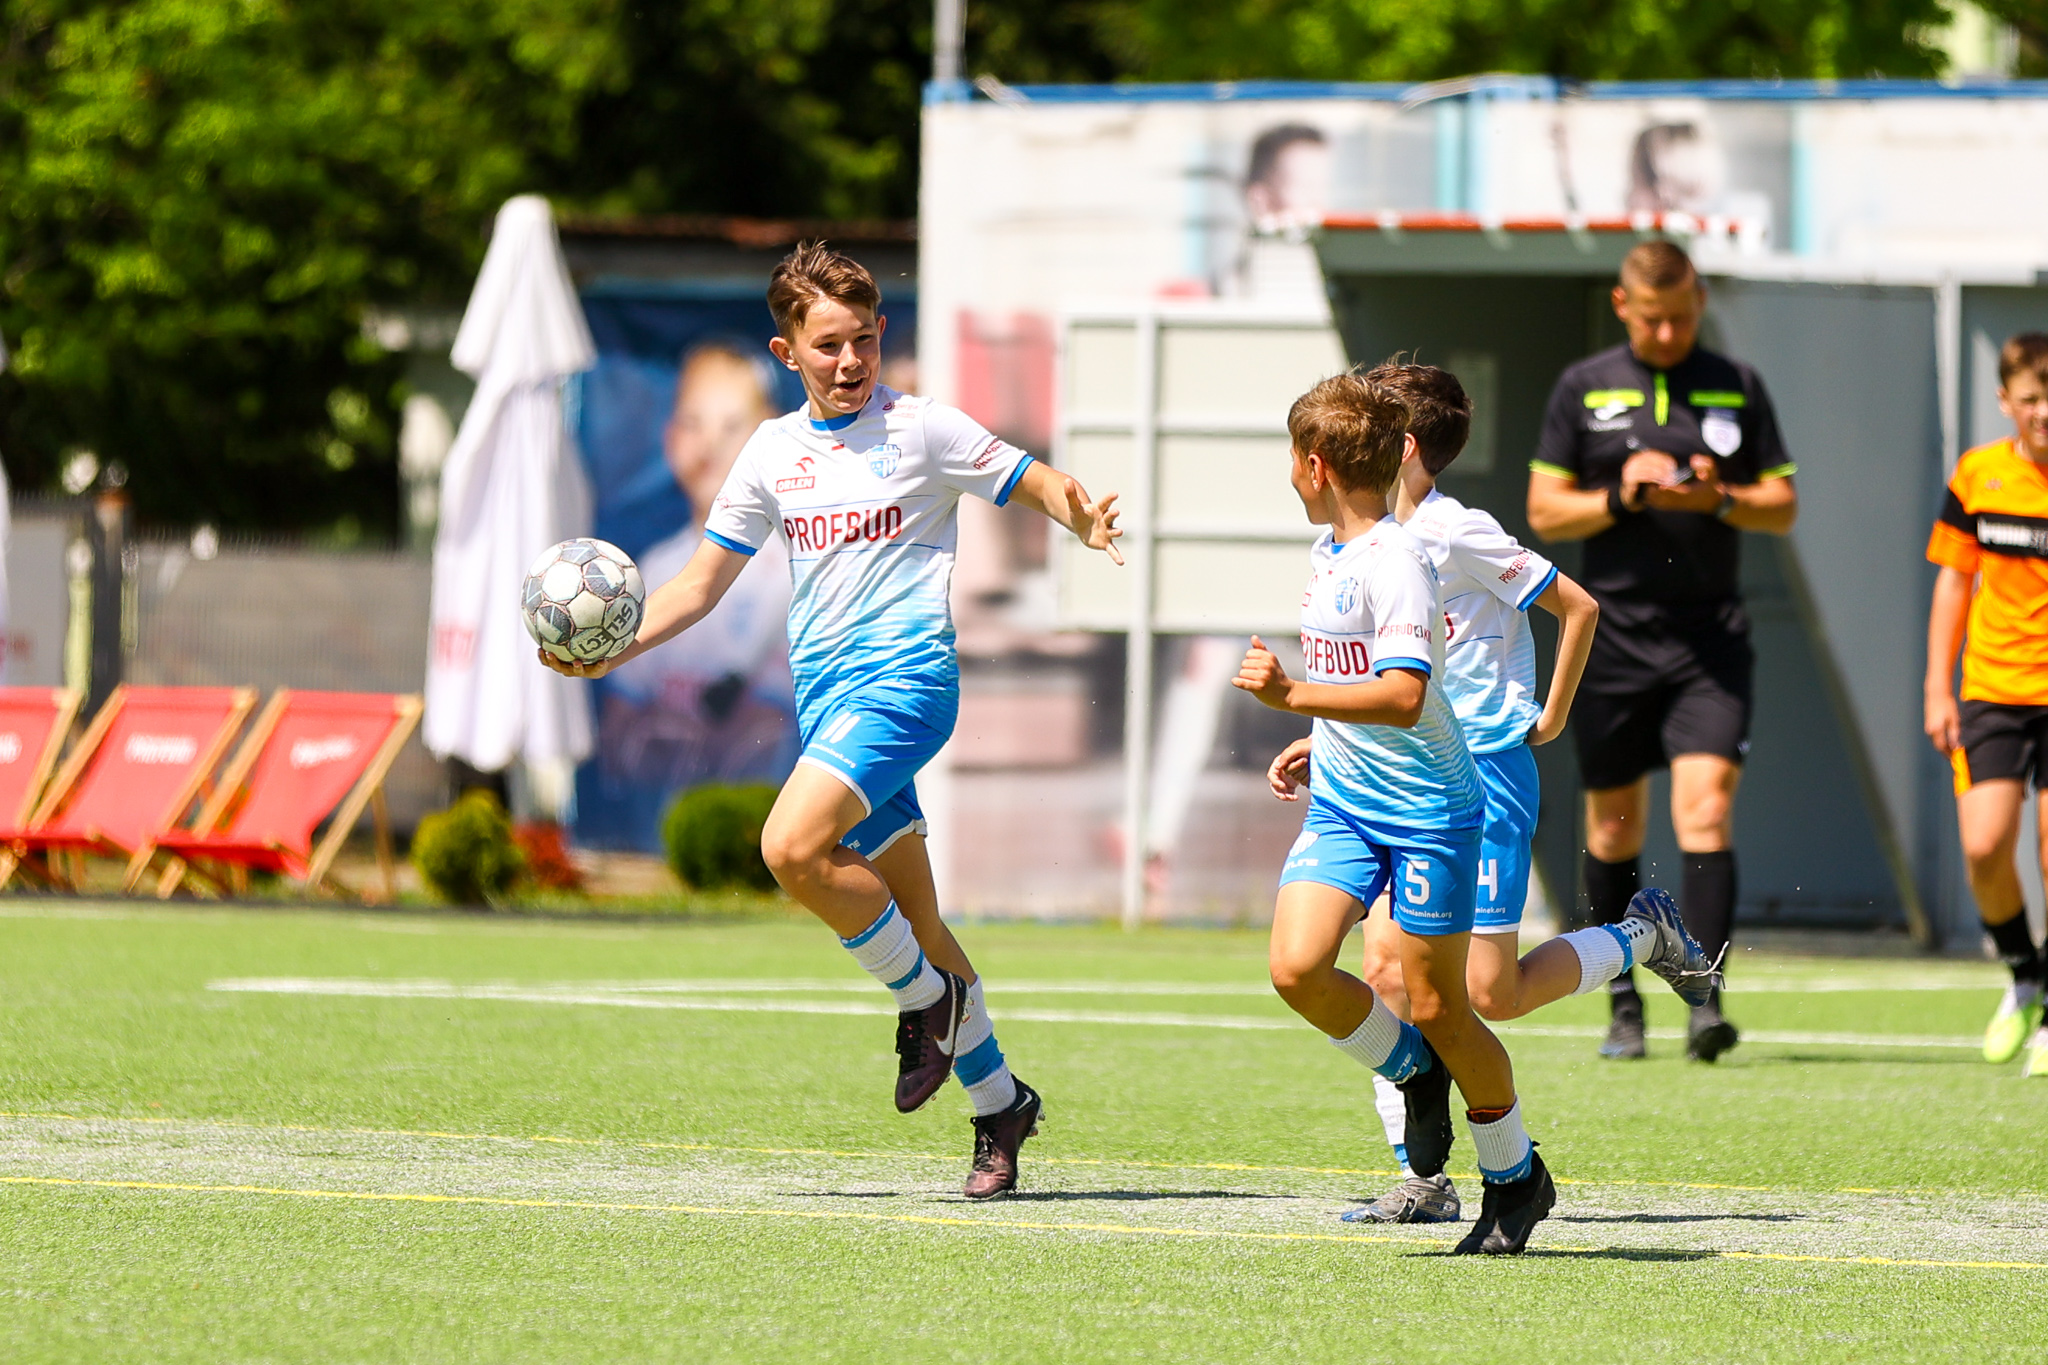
[1683,851,1737,1009]
[1583,853,1642,1007]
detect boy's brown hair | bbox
[1361,361,1470,476]
[767,241,882,338]
[1997,332,2048,390]
[1619,239,1696,292]
[1287,374,1408,494]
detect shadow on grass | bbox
[1737,1054,1964,1067]
[998,1189,1300,1204]
[1558,1212,1804,1224]
[1413,1245,1719,1262]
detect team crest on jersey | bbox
[866,443,902,479]
[1701,411,1741,456]
[1332,576,1360,615]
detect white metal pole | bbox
[933,0,965,85]
[1936,272,1962,477]
[1120,312,1161,931]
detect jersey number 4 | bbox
[1476,858,1499,901]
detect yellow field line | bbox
[0,1109,2015,1201]
[4,1174,2043,1272]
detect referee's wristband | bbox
[1606,485,1632,520]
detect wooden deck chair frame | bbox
[145,691,422,904]
[0,688,86,887]
[0,684,256,892]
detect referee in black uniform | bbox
[1526,240,1799,1062]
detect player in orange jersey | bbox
[1926,331,2048,1076]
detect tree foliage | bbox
[0,1,1962,533]
[0,0,623,534]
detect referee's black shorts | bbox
[1571,599,1754,792]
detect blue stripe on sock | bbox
[1598,922,1634,972]
[841,904,898,949]
[954,1034,1005,1085]
[1480,1150,1535,1184]
[1392,1143,1410,1171]
[1373,1022,1429,1083]
[884,951,928,993]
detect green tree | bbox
[0,0,622,534]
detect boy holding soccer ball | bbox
[541,243,1124,1197]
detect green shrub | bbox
[662,783,779,891]
[412,790,526,906]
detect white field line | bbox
[206,977,1982,1048]
[211,974,1997,998]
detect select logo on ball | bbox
[521,538,646,665]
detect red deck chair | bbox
[143,690,422,902]
[0,685,255,890]
[0,688,85,884]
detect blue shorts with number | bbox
[1278,800,1481,936]
[798,690,951,858]
[1473,743,1540,932]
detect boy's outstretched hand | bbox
[1267,736,1312,800]
[1063,477,1124,565]
[537,649,620,680]
[1233,636,1295,712]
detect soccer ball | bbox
[521,538,646,664]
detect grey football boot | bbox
[1341,1172,1461,1224]
[1623,887,1719,1009]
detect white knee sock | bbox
[1467,1100,1534,1184]
[1372,1073,1412,1175]
[839,903,946,1011]
[1330,995,1430,1083]
[1560,920,1657,995]
[954,978,1017,1115]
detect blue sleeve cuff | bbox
[1374,656,1432,677]
[1516,564,1559,612]
[993,454,1034,507]
[703,529,760,557]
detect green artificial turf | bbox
[1,902,2042,1362]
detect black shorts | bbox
[1572,600,1754,791]
[1953,701,2048,794]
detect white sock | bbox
[1331,995,1429,1082]
[1467,1100,1534,1184]
[1372,1073,1412,1175]
[838,903,945,1011]
[954,977,1017,1116]
[1560,925,1630,995]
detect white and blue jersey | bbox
[1402,489,1556,755]
[1402,489,1557,930]
[1280,519,1483,936]
[704,385,1031,845]
[1298,520,1482,837]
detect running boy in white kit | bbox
[1235,372,1552,1254]
[544,243,1124,1197]
[1267,363,1716,1224]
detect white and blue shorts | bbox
[1472,743,1541,933]
[1278,800,1482,937]
[798,692,949,858]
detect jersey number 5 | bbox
[1402,862,1432,906]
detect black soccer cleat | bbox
[963,1079,1042,1200]
[894,969,967,1113]
[1396,1038,1455,1179]
[1687,996,1741,1063]
[1452,1148,1556,1256]
[1599,990,1647,1060]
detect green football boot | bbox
[2022,1028,2048,1080]
[1983,982,2043,1064]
